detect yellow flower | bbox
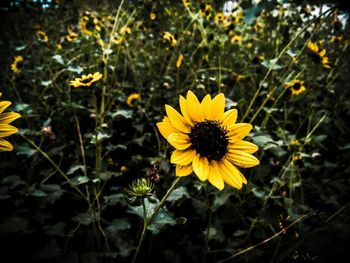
[156,91,260,191]
[163,32,177,47]
[56,44,63,50]
[183,0,191,7]
[150,12,157,20]
[11,56,24,73]
[199,4,213,20]
[66,32,78,42]
[284,79,306,95]
[0,97,21,152]
[69,72,103,88]
[307,41,331,69]
[36,30,48,42]
[214,13,227,24]
[176,54,184,68]
[80,16,94,36]
[120,26,131,35]
[127,93,141,107]
[231,35,242,44]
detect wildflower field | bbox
[1,0,350,262]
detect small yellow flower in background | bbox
[199,4,213,20]
[80,16,94,36]
[252,55,264,64]
[183,0,191,7]
[253,20,264,31]
[163,32,177,47]
[307,41,331,69]
[156,91,260,191]
[11,56,24,73]
[127,93,141,107]
[231,35,242,45]
[214,13,227,24]
[150,12,157,20]
[56,44,62,50]
[66,26,78,42]
[285,79,306,96]
[176,54,184,68]
[235,74,247,82]
[69,72,103,88]
[289,139,301,152]
[0,95,21,152]
[120,26,131,35]
[93,18,101,32]
[36,30,48,42]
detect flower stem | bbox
[132,177,182,263]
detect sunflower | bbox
[11,56,24,73]
[80,15,94,36]
[156,91,260,190]
[127,93,141,107]
[69,72,103,88]
[231,35,242,45]
[307,41,331,69]
[149,12,157,20]
[214,13,227,24]
[199,4,213,20]
[36,31,48,42]
[0,95,21,152]
[163,32,177,47]
[284,79,306,95]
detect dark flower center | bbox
[309,52,322,64]
[189,120,229,161]
[80,77,93,84]
[293,82,301,90]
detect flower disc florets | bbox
[189,120,228,161]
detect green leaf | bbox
[52,54,65,65]
[111,109,133,119]
[16,145,37,157]
[67,65,83,74]
[0,217,28,233]
[167,186,189,202]
[72,210,100,226]
[261,58,283,70]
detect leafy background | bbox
[1,0,350,262]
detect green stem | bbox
[20,134,88,201]
[241,6,335,122]
[132,177,182,263]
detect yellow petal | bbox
[0,139,13,151]
[200,94,212,120]
[218,159,245,189]
[179,95,193,126]
[167,133,191,150]
[319,49,326,57]
[0,112,21,124]
[228,123,252,142]
[208,161,225,190]
[0,124,18,138]
[229,140,258,154]
[226,150,260,168]
[205,93,225,120]
[156,121,177,139]
[176,164,193,176]
[165,105,190,134]
[192,154,209,181]
[0,101,11,114]
[222,109,238,127]
[186,91,203,122]
[171,149,196,165]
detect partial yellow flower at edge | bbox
[0,99,21,152]
[163,32,177,47]
[150,12,157,20]
[156,91,260,191]
[127,93,141,107]
[176,54,184,68]
[69,72,103,88]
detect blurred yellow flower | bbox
[163,32,177,47]
[150,12,156,20]
[156,91,259,191]
[36,30,48,42]
[11,56,24,73]
[69,72,103,88]
[214,13,227,24]
[127,93,141,107]
[80,16,94,36]
[66,32,78,42]
[307,41,331,69]
[199,4,213,20]
[285,79,306,95]
[0,96,21,152]
[176,54,184,68]
[231,35,242,44]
